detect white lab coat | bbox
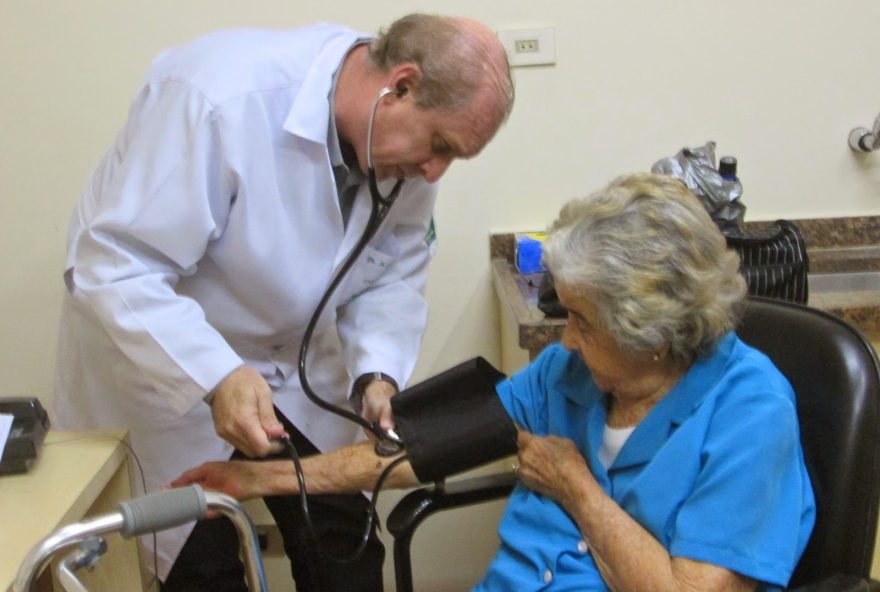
[53,24,438,579]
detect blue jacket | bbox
[474,333,815,591]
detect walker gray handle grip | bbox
[117,485,208,538]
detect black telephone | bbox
[0,397,50,474]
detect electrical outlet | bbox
[498,27,556,67]
[514,39,540,53]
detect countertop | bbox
[1,429,143,592]
[492,216,880,357]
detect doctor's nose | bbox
[419,156,453,183]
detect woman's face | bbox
[556,283,657,399]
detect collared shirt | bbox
[474,333,815,591]
[326,40,368,227]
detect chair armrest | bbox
[788,574,880,591]
[387,472,516,592]
[387,471,516,539]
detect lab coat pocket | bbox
[339,236,400,303]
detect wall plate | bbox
[497,27,556,67]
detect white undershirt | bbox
[598,424,636,469]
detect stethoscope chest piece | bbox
[374,439,404,457]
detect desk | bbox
[0,430,144,592]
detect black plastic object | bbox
[719,155,738,179]
[387,472,517,592]
[537,271,567,318]
[0,397,50,474]
[391,357,517,483]
[726,219,809,304]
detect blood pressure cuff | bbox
[391,357,517,483]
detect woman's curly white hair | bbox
[542,172,747,362]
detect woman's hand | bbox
[516,430,591,508]
[170,460,281,501]
[517,430,756,592]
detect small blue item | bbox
[515,234,545,274]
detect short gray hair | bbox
[368,13,514,122]
[542,172,746,362]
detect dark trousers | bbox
[161,411,385,592]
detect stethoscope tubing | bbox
[286,87,408,565]
[297,87,405,443]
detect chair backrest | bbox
[737,298,880,587]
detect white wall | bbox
[4,1,880,589]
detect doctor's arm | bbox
[68,79,281,457]
[171,441,419,500]
[337,183,438,430]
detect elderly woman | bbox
[174,172,815,591]
[478,172,815,591]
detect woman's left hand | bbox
[516,430,591,507]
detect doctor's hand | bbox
[210,365,286,457]
[516,430,592,510]
[360,379,398,434]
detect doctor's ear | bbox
[388,63,421,99]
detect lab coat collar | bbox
[283,33,371,144]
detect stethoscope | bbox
[296,86,407,451]
[279,86,410,566]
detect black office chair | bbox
[387,297,880,591]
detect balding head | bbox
[368,14,514,128]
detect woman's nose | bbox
[420,156,453,182]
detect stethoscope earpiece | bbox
[365,87,405,208]
[366,88,394,171]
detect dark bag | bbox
[537,271,567,318]
[725,219,809,305]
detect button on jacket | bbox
[54,24,438,577]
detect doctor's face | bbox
[364,89,502,183]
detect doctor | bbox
[53,13,514,592]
